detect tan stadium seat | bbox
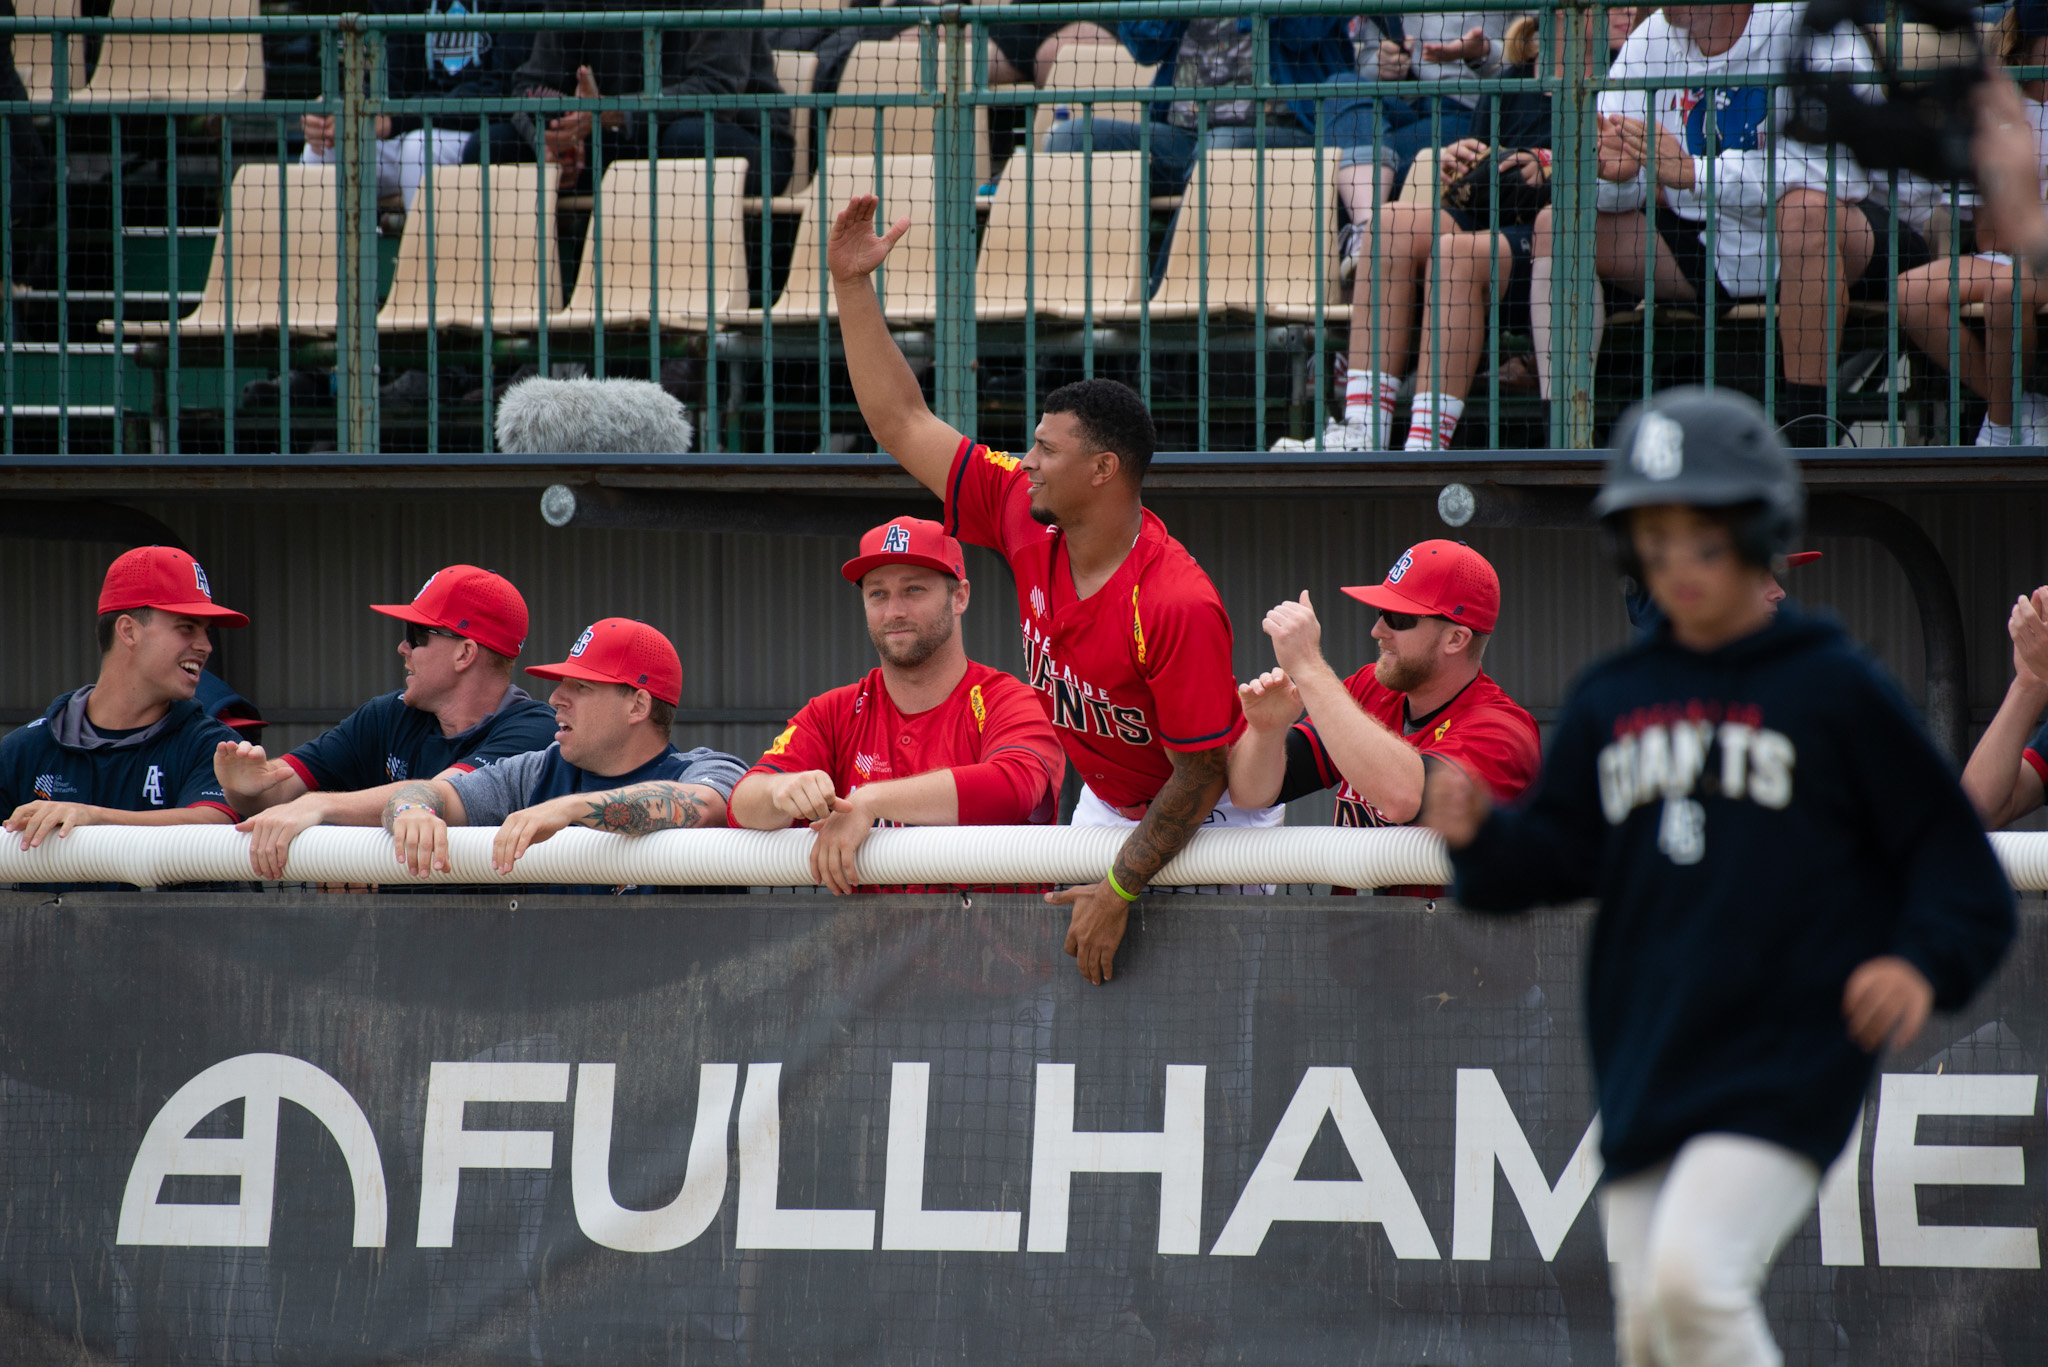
[771,49,820,203]
[1030,43,1156,144]
[1179,146,1344,323]
[976,151,1147,323]
[740,153,939,325]
[10,0,82,104]
[103,163,338,337]
[71,0,264,104]
[378,164,559,333]
[525,157,750,332]
[826,35,992,187]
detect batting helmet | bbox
[1592,387,1804,573]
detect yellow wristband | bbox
[1106,867,1141,902]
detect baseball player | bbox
[1961,582,2048,829]
[729,516,1066,893]
[1624,549,1821,631]
[1227,541,1539,896]
[2,547,247,858]
[1420,388,2013,1367]
[381,617,747,893]
[828,197,1260,985]
[213,565,559,878]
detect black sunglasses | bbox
[403,623,465,649]
[1378,608,1454,632]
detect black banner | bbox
[0,892,2042,1365]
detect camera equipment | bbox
[1784,0,1983,182]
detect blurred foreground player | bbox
[3,547,246,850]
[729,517,1065,893]
[1421,388,2013,1367]
[829,196,1257,984]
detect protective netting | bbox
[0,890,2043,1364]
[0,5,2032,455]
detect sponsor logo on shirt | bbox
[1596,703,1796,864]
[32,772,74,800]
[1023,626,1155,746]
[1673,85,1769,156]
[141,765,166,806]
[854,752,879,780]
[969,684,987,732]
[980,447,1022,473]
[766,724,796,757]
[1434,718,1453,743]
[385,755,410,783]
[1030,586,1047,619]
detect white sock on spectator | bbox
[1978,415,2015,447]
[1344,370,1401,446]
[1405,392,1464,451]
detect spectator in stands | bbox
[1,0,56,287]
[727,517,1065,893]
[1278,12,1585,452]
[213,566,558,880]
[985,3,1117,87]
[1046,14,1357,199]
[1525,2,1923,446]
[1962,584,2048,829]
[467,4,794,197]
[1896,1,2048,447]
[381,618,747,892]
[300,0,533,210]
[1,548,247,852]
[1226,541,1539,895]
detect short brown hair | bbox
[96,606,153,655]
[617,682,676,732]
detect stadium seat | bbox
[740,153,939,325]
[1184,147,1345,323]
[103,163,338,337]
[70,0,264,104]
[533,157,750,332]
[377,165,559,333]
[976,151,1147,322]
[1029,43,1156,144]
[826,35,992,187]
[10,0,82,104]
[770,49,820,205]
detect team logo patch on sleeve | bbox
[766,724,797,756]
[979,447,1021,473]
[1131,585,1147,665]
[969,684,987,732]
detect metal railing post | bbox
[1550,0,1596,448]
[337,20,381,452]
[933,11,974,431]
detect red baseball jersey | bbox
[1298,668,1540,896]
[942,437,1245,812]
[736,658,1064,824]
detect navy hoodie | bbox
[1449,607,2015,1177]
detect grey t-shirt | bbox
[448,742,746,827]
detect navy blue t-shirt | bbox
[447,741,747,895]
[284,686,557,792]
[0,688,237,818]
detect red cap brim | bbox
[1342,582,1441,617]
[114,599,250,628]
[220,714,267,732]
[525,659,681,705]
[370,602,441,627]
[840,552,964,584]
[1784,551,1822,567]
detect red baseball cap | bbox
[371,565,528,658]
[98,546,249,627]
[1785,551,1822,568]
[841,516,967,584]
[1342,540,1501,633]
[525,618,683,706]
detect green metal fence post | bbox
[933,12,974,431]
[337,20,381,452]
[1551,0,1596,448]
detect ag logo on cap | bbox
[415,571,440,600]
[1387,550,1415,584]
[193,560,214,599]
[1632,412,1685,481]
[569,626,595,657]
[882,525,910,554]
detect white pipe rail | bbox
[0,824,1453,891]
[3,826,2046,892]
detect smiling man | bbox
[2,547,248,854]
[1227,540,1539,894]
[827,196,1260,985]
[212,565,558,879]
[728,516,1065,894]
[379,617,747,893]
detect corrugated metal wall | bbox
[4,487,2043,826]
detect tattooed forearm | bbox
[579,782,713,835]
[381,781,447,830]
[1111,746,1229,892]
